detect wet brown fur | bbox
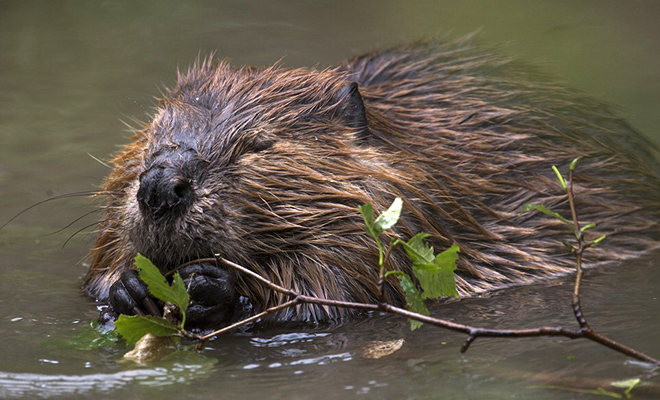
[85,38,660,323]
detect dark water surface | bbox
[1,1,659,398]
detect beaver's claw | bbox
[108,269,162,317]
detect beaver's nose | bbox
[136,166,194,218]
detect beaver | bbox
[84,38,660,327]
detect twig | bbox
[377,238,396,303]
[181,256,658,364]
[566,167,590,330]
[200,299,300,341]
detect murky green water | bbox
[1,1,659,398]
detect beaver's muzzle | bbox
[136,166,194,219]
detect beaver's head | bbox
[93,60,396,304]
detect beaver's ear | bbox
[335,82,370,141]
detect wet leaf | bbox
[535,385,623,399]
[363,339,405,359]
[115,314,179,345]
[49,320,119,350]
[123,333,176,364]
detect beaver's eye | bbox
[248,138,274,153]
[227,133,274,164]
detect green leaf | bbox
[374,197,403,233]
[170,272,190,326]
[611,378,640,397]
[590,235,607,247]
[359,202,378,242]
[394,272,430,331]
[522,204,572,228]
[552,165,567,190]
[580,222,596,232]
[170,273,190,313]
[360,198,403,243]
[114,314,179,345]
[135,254,189,313]
[428,243,460,299]
[399,233,433,264]
[569,157,581,172]
[75,319,120,349]
[400,237,460,299]
[135,254,174,303]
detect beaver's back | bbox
[342,39,660,292]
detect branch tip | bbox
[461,334,476,353]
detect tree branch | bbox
[183,255,658,364]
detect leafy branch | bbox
[112,158,659,367]
[359,198,459,330]
[114,255,189,344]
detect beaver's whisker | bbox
[87,153,112,169]
[2,191,105,230]
[41,208,104,238]
[2,190,123,231]
[62,220,106,249]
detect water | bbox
[1,1,659,398]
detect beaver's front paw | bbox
[178,263,240,328]
[108,269,162,317]
[107,263,244,328]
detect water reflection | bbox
[0,356,216,398]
